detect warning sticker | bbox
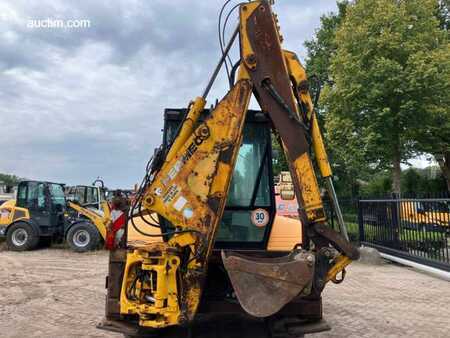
[163,184,179,204]
[173,196,187,211]
[250,208,269,227]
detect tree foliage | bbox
[304,2,365,198]
[271,135,288,177]
[360,167,447,196]
[0,173,21,187]
[321,0,449,194]
[305,1,349,86]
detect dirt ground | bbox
[0,248,449,338]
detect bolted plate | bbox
[222,250,315,318]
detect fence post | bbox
[358,199,365,243]
[391,193,401,249]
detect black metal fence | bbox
[358,197,450,271]
[325,198,360,242]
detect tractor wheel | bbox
[66,222,100,252]
[6,222,39,251]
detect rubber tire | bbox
[66,222,101,253]
[6,222,39,251]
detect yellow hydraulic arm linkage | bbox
[68,200,110,240]
[113,0,359,330]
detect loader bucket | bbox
[221,250,315,318]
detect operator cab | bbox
[16,180,66,235]
[161,108,276,250]
[65,184,107,211]
[126,108,301,251]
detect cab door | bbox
[17,181,51,227]
[48,183,66,228]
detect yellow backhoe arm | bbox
[121,78,253,328]
[238,1,358,277]
[115,0,359,330]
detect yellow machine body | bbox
[0,199,30,227]
[104,1,359,333]
[68,200,111,240]
[120,79,253,325]
[120,247,181,327]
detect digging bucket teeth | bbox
[221,250,315,318]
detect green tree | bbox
[401,168,423,195]
[0,173,20,188]
[271,135,288,177]
[360,171,392,196]
[305,1,348,86]
[435,153,450,192]
[322,0,449,194]
[304,1,367,198]
[415,0,450,192]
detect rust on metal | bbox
[245,1,309,161]
[105,250,127,318]
[313,223,360,260]
[242,0,319,231]
[221,250,314,318]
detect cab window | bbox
[49,184,66,208]
[17,182,46,210]
[86,187,98,204]
[227,126,271,207]
[217,124,271,243]
[75,186,86,204]
[100,189,106,202]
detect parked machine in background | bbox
[0,180,111,252]
[66,179,108,212]
[0,181,15,204]
[0,181,67,250]
[400,200,450,231]
[65,179,111,251]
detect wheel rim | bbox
[11,228,28,247]
[73,229,90,248]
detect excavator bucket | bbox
[221,250,315,318]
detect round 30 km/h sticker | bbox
[251,208,269,227]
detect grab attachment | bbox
[221,250,315,318]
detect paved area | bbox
[0,247,449,337]
[312,262,450,338]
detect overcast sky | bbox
[0,0,339,188]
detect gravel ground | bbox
[0,247,449,338]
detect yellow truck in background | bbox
[400,200,450,231]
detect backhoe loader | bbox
[99,1,359,337]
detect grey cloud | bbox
[0,0,337,188]
[2,0,221,70]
